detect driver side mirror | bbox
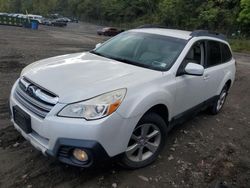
[95,43,102,49]
[184,63,204,76]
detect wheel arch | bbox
[225,79,232,91]
[117,88,174,122]
[217,71,233,95]
[143,104,169,127]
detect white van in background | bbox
[27,14,43,23]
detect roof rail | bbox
[137,24,167,29]
[190,30,227,40]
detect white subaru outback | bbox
[9,29,236,168]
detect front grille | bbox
[14,77,58,118]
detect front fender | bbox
[117,88,174,121]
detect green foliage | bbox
[238,0,250,24]
[0,0,249,36]
[158,0,200,29]
[197,0,240,33]
[230,39,250,53]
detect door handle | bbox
[203,75,210,80]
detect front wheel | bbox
[120,113,167,169]
[209,86,228,114]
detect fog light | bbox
[73,148,88,162]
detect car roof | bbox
[104,27,116,29]
[130,28,227,42]
[130,28,192,40]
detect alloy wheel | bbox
[125,123,161,162]
[217,90,227,111]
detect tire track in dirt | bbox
[0,98,9,116]
[0,126,25,149]
[0,55,25,73]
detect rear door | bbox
[203,40,233,99]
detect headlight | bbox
[58,89,126,120]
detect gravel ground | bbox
[0,23,250,188]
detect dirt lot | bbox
[0,23,250,188]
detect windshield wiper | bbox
[109,56,153,69]
[90,50,153,70]
[89,50,110,59]
[90,50,116,60]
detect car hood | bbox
[22,52,161,103]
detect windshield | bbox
[91,31,187,71]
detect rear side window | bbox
[206,41,221,67]
[221,43,232,63]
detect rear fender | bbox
[217,71,233,95]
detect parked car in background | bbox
[97,27,124,36]
[41,18,53,26]
[55,18,68,23]
[51,19,67,27]
[41,16,73,27]
[70,17,79,23]
[62,17,71,22]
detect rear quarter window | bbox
[206,40,221,67]
[221,43,232,63]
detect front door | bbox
[173,41,206,117]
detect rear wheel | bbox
[209,86,228,114]
[120,113,167,169]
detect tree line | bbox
[0,0,249,36]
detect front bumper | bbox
[12,118,109,167]
[9,81,140,167]
[46,138,109,167]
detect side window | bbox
[177,41,205,76]
[185,43,202,65]
[221,43,232,63]
[206,41,221,67]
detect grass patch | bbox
[229,39,250,53]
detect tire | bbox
[209,85,228,115]
[120,113,167,169]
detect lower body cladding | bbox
[9,93,140,167]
